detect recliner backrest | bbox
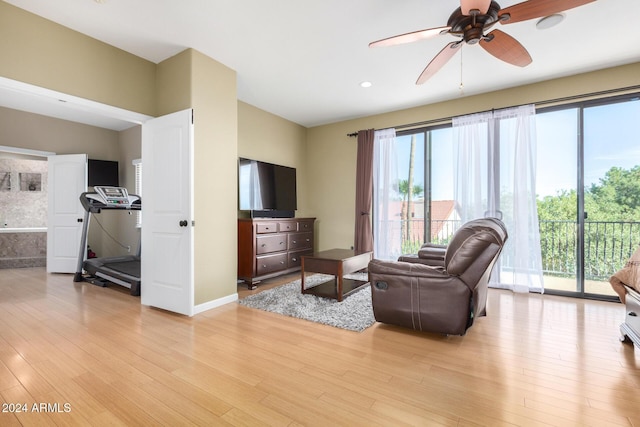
[444,218,508,277]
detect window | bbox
[393,125,455,254]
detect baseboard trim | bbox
[194,292,238,315]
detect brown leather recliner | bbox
[368,217,508,335]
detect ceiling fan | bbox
[369,0,596,84]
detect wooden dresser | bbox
[238,217,315,289]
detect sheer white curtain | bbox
[372,128,400,261]
[453,105,544,293]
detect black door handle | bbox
[179,220,188,227]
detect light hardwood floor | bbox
[1,267,640,426]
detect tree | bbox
[588,166,640,221]
[398,179,424,246]
[406,134,417,241]
[537,165,640,221]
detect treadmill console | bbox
[94,186,132,208]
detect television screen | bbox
[88,159,119,187]
[238,158,297,212]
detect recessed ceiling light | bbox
[94,0,108,3]
[360,81,372,88]
[536,14,564,30]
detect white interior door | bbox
[46,154,87,273]
[141,109,194,316]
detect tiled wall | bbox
[0,157,48,268]
[0,232,46,268]
[0,158,48,228]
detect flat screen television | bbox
[88,159,119,187]
[238,157,297,217]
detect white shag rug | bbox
[238,273,374,332]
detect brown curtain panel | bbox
[354,129,375,252]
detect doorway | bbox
[0,148,50,269]
[0,77,150,271]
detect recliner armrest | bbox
[369,259,448,279]
[397,254,444,267]
[419,242,446,251]
[397,243,446,267]
[418,245,446,259]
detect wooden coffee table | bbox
[301,249,373,302]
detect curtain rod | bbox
[347,84,640,137]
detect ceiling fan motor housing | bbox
[448,1,501,44]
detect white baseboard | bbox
[194,292,238,314]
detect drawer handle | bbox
[261,244,266,247]
[280,242,285,245]
[306,238,310,242]
[629,312,637,317]
[292,240,297,244]
[292,257,297,262]
[280,261,285,264]
[262,264,267,268]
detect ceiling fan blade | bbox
[460,0,492,15]
[499,0,596,25]
[479,30,532,67]
[416,42,462,85]
[369,26,451,48]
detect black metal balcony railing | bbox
[392,219,640,281]
[540,220,640,280]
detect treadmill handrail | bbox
[79,192,141,213]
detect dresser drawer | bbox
[256,223,278,234]
[256,253,288,275]
[298,220,314,232]
[256,234,287,254]
[289,249,312,268]
[278,221,297,232]
[288,232,313,250]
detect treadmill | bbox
[73,186,142,296]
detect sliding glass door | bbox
[537,95,640,298]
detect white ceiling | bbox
[2,0,640,129]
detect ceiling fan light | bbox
[536,13,565,30]
[461,0,491,15]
